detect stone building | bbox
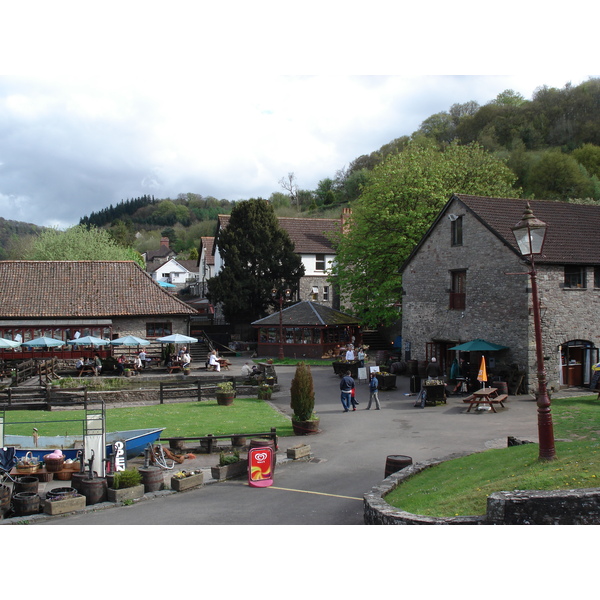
[0,260,197,362]
[400,194,600,393]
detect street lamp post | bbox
[511,203,556,461]
[271,288,291,360]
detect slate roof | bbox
[252,301,359,327]
[402,194,600,271]
[454,194,600,265]
[216,215,338,254]
[0,261,197,318]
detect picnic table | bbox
[464,387,508,412]
[78,364,96,377]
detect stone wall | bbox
[401,196,600,393]
[363,452,600,525]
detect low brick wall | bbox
[363,450,600,525]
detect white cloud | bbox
[0,4,597,228]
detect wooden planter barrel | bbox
[384,455,413,478]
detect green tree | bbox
[527,149,596,199]
[25,224,144,266]
[206,199,305,324]
[572,144,600,179]
[329,140,518,327]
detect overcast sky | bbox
[0,2,597,229]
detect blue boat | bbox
[5,428,165,462]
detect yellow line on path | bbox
[269,486,362,501]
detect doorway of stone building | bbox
[560,340,598,387]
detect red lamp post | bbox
[271,288,291,360]
[511,203,556,461]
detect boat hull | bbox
[6,428,165,461]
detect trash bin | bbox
[410,375,421,393]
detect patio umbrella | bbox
[449,339,508,352]
[155,334,198,344]
[477,355,488,387]
[67,336,110,346]
[21,336,65,348]
[0,338,21,349]
[110,335,150,346]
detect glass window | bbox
[564,266,586,288]
[315,254,325,271]
[146,322,172,337]
[323,286,329,301]
[451,216,463,246]
[449,270,466,310]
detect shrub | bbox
[217,381,235,393]
[219,450,240,466]
[112,468,142,489]
[290,362,315,421]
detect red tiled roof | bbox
[455,194,600,264]
[0,261,196,318]
[217,215,338,254]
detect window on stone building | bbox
[315,254,326,271]
[564,266,586,288]
[594,267,600,288]
[323,286,329,301]
[146,322,172,337]
[311,286,319,301]
[449,270,466,309]
[451,215,463,246]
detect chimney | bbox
[341,207,352,235]
[160,237,170,248]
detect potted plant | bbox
[258,383,272,400]
[124,368,132,377]
[171,469,204,492]
[107,468,145,503]
[44,492,86,515]
[210,450,248,481]
[216,381,235,405]
[290,362,320,435]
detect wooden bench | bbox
[464,393,508,412]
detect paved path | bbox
[26,355,579,526]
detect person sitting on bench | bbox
[209,350,221,371]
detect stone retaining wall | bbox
[363,452,600,525]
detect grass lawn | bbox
[384,394,600,517]
[2,397,294,439]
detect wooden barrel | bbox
[13,475,39,495]
[250,438,276,474]
[43,456,65,472]
[495,381,508,395]
[384,455,413,479]
[79,477,108,505]
[12,491,40,516]
[0,484,10,516]
[139,467,164,493]
[46,487,77,501]
[71,471,97,493]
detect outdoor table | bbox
[78,364,96,377]
[465,387,502,412]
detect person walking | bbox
[339,370,355,412]
[367,372,381,410]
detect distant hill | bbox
[0,217,45,260]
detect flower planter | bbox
[292,419,320,436]
[287,444,311,460]
[216,392,235,406]
[170,472,204,492]
[258,391,272,400]
[231,435,247,447]
[107,484,145,503]
[211,459,248,481]
[43,494,86,515]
